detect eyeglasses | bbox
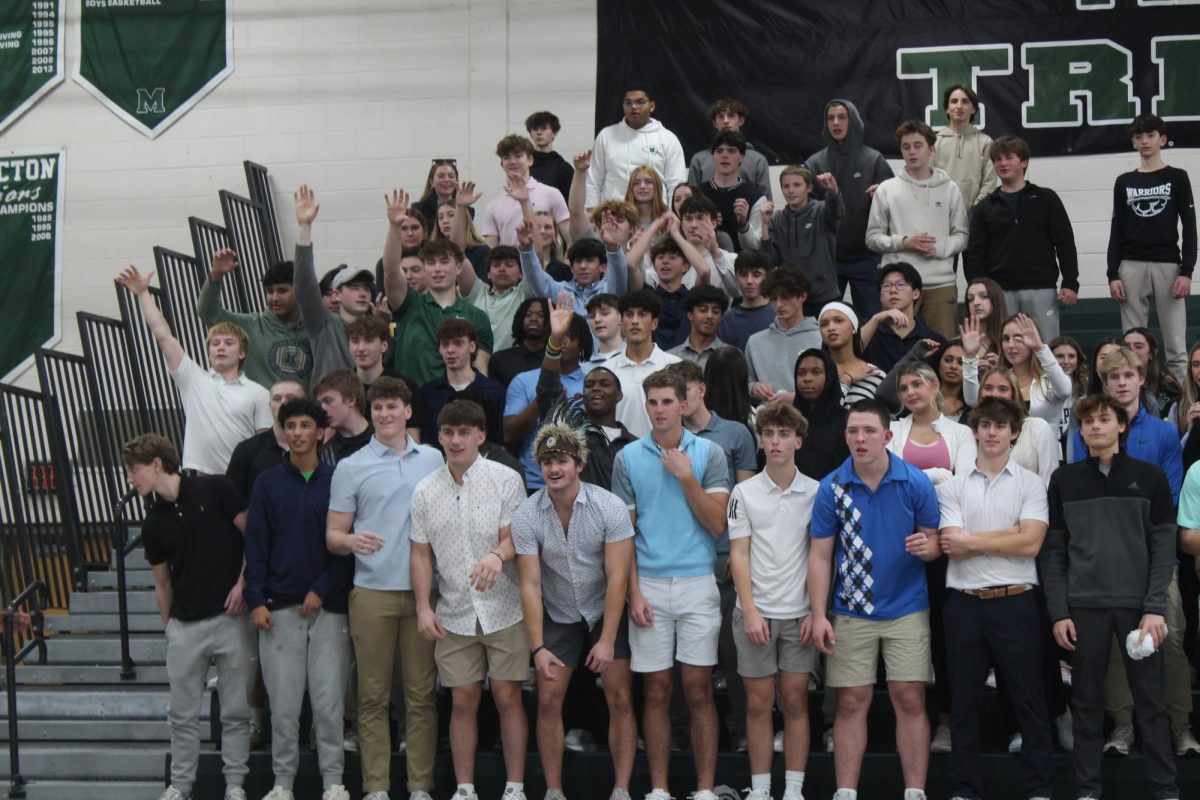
[623,98,650,107]
[881,281,912,292]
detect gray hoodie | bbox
[803,99,896,263]
[762,192,844,305]
[744,317,822,394]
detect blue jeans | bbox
[838,254,882,318]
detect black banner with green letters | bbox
[596,0,1200,162]
[74,0,232,138]
[0,148,64,381]
[0,1,64,134]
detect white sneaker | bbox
[902,791,926,800]
[1104,722,1133,756]
[159,789,191,800]
[564,728,597,752]
[644,791,672,800]
[773,730,784,753]
[781,789,804,800]
[364,793,391,800]
[742,790,770,800]
[929,724,951,754]
[823,728,834,753]
[410,792,433,800]
[831,791,856,800]
[984,669,996,689]
[343,726,359,752]
[321,788,350,800]
[690,792,718,800]
[1008,733,1022,754]
[1054,710,1074,752]
[225,790,248,800]
[1174,726,1200,756]
[545,791,568,800]
[262,789,293,800]
[501,787,526,800]
[609,790,632,800]
[453,790,478,800]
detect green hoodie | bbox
[197,276,313,390]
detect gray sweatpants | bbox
[260,606,352,790]
[165,613,255,793]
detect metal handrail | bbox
[113,488,141,681]
[3,580,49,800]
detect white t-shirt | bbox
[727,468,819,619]
[937,460,1049,590]
[172,356,272,475]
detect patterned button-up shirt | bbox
[512,482,634,627]
[410,457,525,635]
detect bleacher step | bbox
[0,743,167,780]
[43,633,165,663]
[0,686,210,719]
[69,590,158,615]
[0,717,210,742]
[88,570,154,590]
[11,663,172,685]
[44,613,164,634]
[15,779,166,800]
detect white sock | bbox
[457,784,476,796]
[835,791,856,800]
[902,790,926,800]
[784,771,804,795]
[505,782,524,794]
[751,774,770,795]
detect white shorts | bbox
[629,574,720,673]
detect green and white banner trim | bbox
[73,0,233,139]
[0,1,64,134]
[0,148,64,381]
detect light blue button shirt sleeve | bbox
[328,460,359,514]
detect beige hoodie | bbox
[864,166,969,290]
[933,125,998,207]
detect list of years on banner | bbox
[0,157,58,243]
[31,2,56,76]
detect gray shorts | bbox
[543,612,631,670]
[732,608,819,678]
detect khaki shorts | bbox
[826,610,932,688]
[434,620,529,687]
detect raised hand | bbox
[456,180,482,207]
[294,184,320,226]
[1014,312,1044,350]
[504,172,529,203]
[515,218,535,249]
[816,172,839,195]
[599,211,623,249]
[572,150,592,172]
[732,198,750,226]
[760,201,775,224]
[117,265,155,295]
[384,188,410,226]
[959,315,982,358]
[548,290,574,340]
[210,248,238,278]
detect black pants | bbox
[996,584,1068,732]
[1071,606,1177,800]
[944,590,1055,799]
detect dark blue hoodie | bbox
[243,459,353,613]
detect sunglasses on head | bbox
[432,158,457,166]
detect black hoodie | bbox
[791,348,850,481]
[803,99,896,263]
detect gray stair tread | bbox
[0,685,211,718]
[0,742,169,779]
[0,718,210,741]
[70,591,159,614]
[18,780,166,800]
[44,614,164,633]
[88,571,154,589]
[44,633,165,663]
[12,664,171,684]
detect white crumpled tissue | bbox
[1126,626,1166,660]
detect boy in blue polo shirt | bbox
[611,368,730,800]
[808,398,941,800]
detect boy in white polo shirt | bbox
[728,403,820,800]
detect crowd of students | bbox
[113,80,1199,800]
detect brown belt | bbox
[960,583,1034,600]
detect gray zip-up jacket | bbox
[761,193,844,305]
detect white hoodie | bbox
[585,117,687,207]
[865,166,969,290]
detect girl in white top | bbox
[963,313,1071,428]
[887,361,976,486]
[976,365,1061,486]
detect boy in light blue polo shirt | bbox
[611,368,729,800]
[806,398,941,800]
[325,377,444,800]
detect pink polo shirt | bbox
[480,177,569,245]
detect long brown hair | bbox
[965,278,1007,355]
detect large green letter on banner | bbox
[0,2,64,134]
[74,0,232,139]
[0,149,64,380]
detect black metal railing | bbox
[112,489,141,681]
[0,386,84,608]
[220,190,273,314]
[244,160,284,266]
[189,217,239,309]
[153,246,215,366]
[3,580,49,800]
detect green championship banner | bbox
[0,2,64,134]
[73,0,232,139]
[0,148,63,381]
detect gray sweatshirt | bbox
[744,317,822,393]
[293,244,354,384]
[762,193,844,305]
